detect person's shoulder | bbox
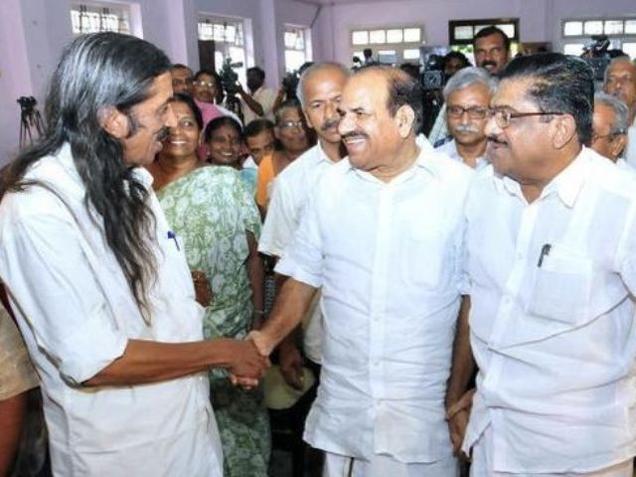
[276,145,320,183]
[424,148,474,183]
[584,148,636,198]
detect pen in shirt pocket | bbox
[537,244,551,267]
[167,231,180,251]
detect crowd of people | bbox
[1,24,636,477]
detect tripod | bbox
[18,96,44,149]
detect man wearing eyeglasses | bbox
[591,92,629,166]
[603,57,636,168]
[436,67,497,170]
[448,53,636,476]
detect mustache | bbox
[156,127,170,142]
[454,124,481,134]
[341,131,369,140]
[487,135,506,145]
[481,60,497,68]
[320,118,340,132]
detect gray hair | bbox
[594,92,629,135]
[296,62,350,107]
[443,66,498,101]
[603,56,635,86]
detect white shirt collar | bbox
[494,147,587,208]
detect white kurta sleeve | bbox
[0,213,128,385]
[259,176,297,257]
[274,188,323,288]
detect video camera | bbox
[219,57,243,99]
[582,35,611,82]
[281,70,300,101]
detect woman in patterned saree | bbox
[148,94,270,477]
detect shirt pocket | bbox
[402,226,450,290]
[527,245,593,324]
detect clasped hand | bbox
[229,331,271,389]
[224,336,270,390]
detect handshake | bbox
[225,330,273,389]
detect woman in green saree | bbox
[148,94,269,477]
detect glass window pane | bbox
[369,30,386,44]
[352,30,368,45]
[284,31,297,49]
[474,24,488,35]
[626,20,636,34]
[584,21,603,35]
[497,24,515,38]
[403,48,420,60]
[563,43,585,56]
[454,25,473,41]
[403,28,421,42]
[623,43,636,59]
[386,29,403,43]
[377,50,397,64]
[604,20,623,35]
[285,50,306,72]
[563,21,583,36]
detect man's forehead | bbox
[449,83,491,102]
[304,68,347,95]
[475,33,505,48]
[608,62,636,78]
[342,71,387,106]
[492,77,532,105]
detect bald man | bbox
[248,66,472,476]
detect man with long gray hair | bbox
[0,32,268,476]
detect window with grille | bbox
[198,17,247,85]
[70,2,130,35]
[447,18,519,62]
[562,18,636,58]
[284,26,312,73]
[350,26,424,65]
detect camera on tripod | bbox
[219,58,244,120]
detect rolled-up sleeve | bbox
[274,188,323,288]
[0,213,127,385]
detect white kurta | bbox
[0,144,223,476]
[435,138,489,171]
[276,148,473,463]
[259,143,335,363]
[463,147,636,473]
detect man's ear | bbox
[395,104,416,138]
[98,106,129,139]
[551,114,577,150]
[611,134,627,159]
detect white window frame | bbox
[198,15,254,86]
[70,1,137,36]
[350,25,425,65]
[561,17,636,58]
[284,25,312,73]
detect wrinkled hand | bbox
[225,338,269,390]
[446,388,475,458]
[279,341,304,390]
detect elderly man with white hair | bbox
[435,67,497,170]
[592,92,630,168]
[603,57,636,166]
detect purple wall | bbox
[1,0,634,164]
